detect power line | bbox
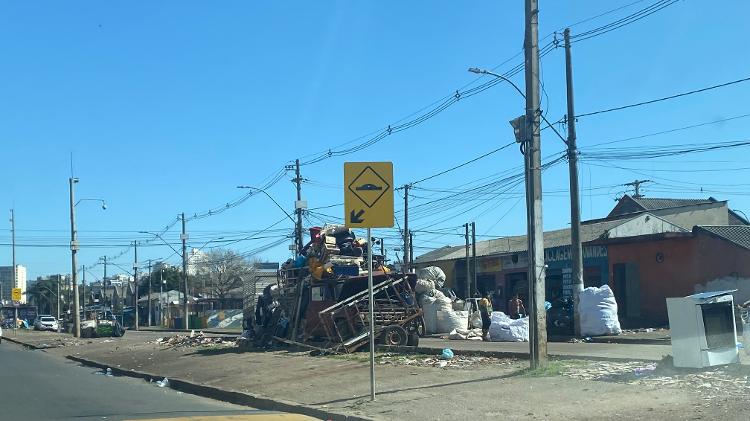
[576,76,750,119]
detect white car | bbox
[34,315,59,331]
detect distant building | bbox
[0,265,27,304]
[187,248,207,276]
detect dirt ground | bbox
[10,330,750,420]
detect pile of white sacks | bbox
[416,267,469,334]
[415,266,529,342]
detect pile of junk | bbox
[242,224,423,353]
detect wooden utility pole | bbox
[464,223,470,299]
[471,222,477,296]
[147,260,152,326]
[181,213,189,330]
[133,241,139,331]
[624,179,652,198]
[403,184,410,273]
[524,0,547,368]
[294,159,304,256]
[564,28,584,337]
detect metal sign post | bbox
[367,228,375,401]
[344,161,394,402]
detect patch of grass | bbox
[520,360,567,377]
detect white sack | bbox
[437,310,469,333]
[415,279,435,294]
[449,327,484,340]
[488,311,528,342]
[417,267,447,288]
[469,311,483,329]
[578,285,622,336]
[420,294,438,335]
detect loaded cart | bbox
[318,272,423,353]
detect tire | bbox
[379,325,408,346]
[407,332,419,347]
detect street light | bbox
[70,177,106,338]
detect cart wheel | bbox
[416,316,426,337]
[407,332,420,347]
[380,325,408,346]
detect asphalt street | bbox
[0,341,306,420]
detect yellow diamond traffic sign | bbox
[12,288,22,301]
[344,162,394,228]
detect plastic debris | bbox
[440,348,454,360]
[152,332,236,348]
[155,377,169,388]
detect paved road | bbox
[0,342,310,420]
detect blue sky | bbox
[2,1,750,279]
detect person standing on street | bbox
[508,294,526,320]
[479,294,493,341]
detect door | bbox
[612,263,641,318]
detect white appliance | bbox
[666,290,739,368]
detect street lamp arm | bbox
[468,67,569,145]
[236,186,297,224]
[468,67,526,99]
[75,198,107,209]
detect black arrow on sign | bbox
[350,209,365,224]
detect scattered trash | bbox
[438,361,448,368]
[375,352,519,369]
[152,332,236,348]
[440,348,454,360]
[105,367,113,377]
[633,364,657,376]
[155,377,169,388]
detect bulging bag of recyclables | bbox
[417,266,447,288]
[488,311,529,342]
[578,285,622,336]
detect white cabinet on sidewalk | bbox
[666,290,739,368]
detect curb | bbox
[138,327,242,336]
[0,335,46,350]
[65,355,373,421]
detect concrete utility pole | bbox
[10,209,16,293]
[471,222,477,296]
[133,241,139,331]
[294,159,304,257]
[524,0,548,368]
[464,223,470,299]
[56,275,61,333]
[69,177,82,337]
[82,265,86,310]
[147,260,152,326]
[181,213,189,330]
[102,256,108,312]
[403,184,410,272]
[564,28,584,337]
[624,179,652,198]
[159,267,164,327]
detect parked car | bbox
[34,315,59,331]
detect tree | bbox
[194,249,256,309]
[139,266,183,297]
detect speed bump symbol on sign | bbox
[12,288,22,301]
[344,162,394,228]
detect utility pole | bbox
[408,230,414,270]
[56,275,61,333]
[69,177,82,337]
[10,209,16,291]
[133,241,139,331]
[11,209,17,333]
[102,256,108,313]
[624,179,652,198]
[471,222,477,296]
[403,184,410,272]
[181,213,189,330]
[294,159,304,257]
[564,28,584,337]
[464,223,470,299]
[524,0,547,368]
[147,260,152,326]
[159,267,164,327]
[82,265,86,311]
